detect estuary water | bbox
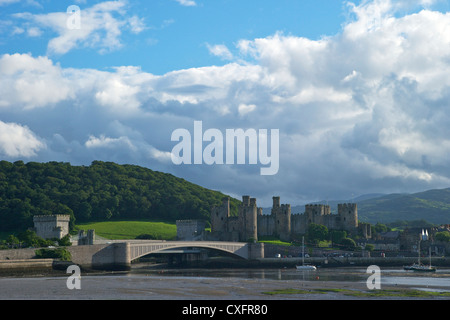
[0,266,450,300]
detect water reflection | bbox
[131,265,450,289]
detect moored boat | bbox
[296,237,317,271]
[404,230,436,272]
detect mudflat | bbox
[0,273,447,300]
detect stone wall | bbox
[0,248,36,260]
[176,220,206,241]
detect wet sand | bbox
[0,273,445,300]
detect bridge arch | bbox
[128,241,250,261]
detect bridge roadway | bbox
[67,240,264,270]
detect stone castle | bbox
[210,196,371,242]
[32,214,70,240]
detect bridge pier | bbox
[112,242,131,271]
[248,242,264,259]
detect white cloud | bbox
[0,121,45,157]
[175,0,197,7]
[128,15,146,34]
[13,0,146,55]
[26,27,42,37]
[207,44,234,60]
[238,103,256,116]
[0,53,73,109]
[94,75,142,114]
[3,0,450,202]
[0,0,19,5]
[85,135,136,151]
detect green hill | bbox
[75,220,177,240]
[0,160,240,233]
[357,188,450,225]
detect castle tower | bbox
[211,197,230,233]
[271,196,291,242]
[304,204,330,226]
[338,203,358,232]
[33,215,70,240]
[238,195,258,242]
[273,196,280,208]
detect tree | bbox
[35,248,71,261]
[307,223,328,244]
[0,160,241,234]
[6,234,19,248]
[330,230,347,245]
[340,237,357,250]
[57,234,72,247]
[373,223,390,234]
[435,231,450,242]
[17,230,52,248]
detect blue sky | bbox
[1,0,351,74]
[1,0,450,207]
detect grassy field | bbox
[74,220,177,240]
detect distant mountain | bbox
[262,189,450,225]
[357,188,450,225]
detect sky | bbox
[1,0,450,207]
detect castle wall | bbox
[291,214,308,235]
[257,215,275,237]
[210,196,365,243]
[176,220,206,241]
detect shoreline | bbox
[0,260,449,300]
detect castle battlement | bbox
[33,214,71,222]
[338,203,357,210]
[210,196,369,243]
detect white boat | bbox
[404,230,436,272]
[296,265,317,271]
[406,264,436,272]
[296,237,316,271]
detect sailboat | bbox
[296,237,317,271]
[404,229,436,272]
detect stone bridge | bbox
[67,240,264,270]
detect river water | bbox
[1,265,450,300]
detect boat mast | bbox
[302,236,305,266]
[418,233,421,265]
[429,246,432,267]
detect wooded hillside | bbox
[0,160,240,232]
